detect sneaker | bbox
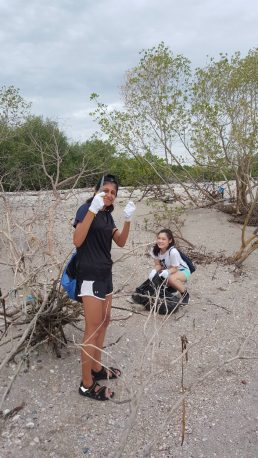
[181,291,190,306]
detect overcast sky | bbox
[1,0,257,143]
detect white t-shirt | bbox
[151,247,188,270]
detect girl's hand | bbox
[123,201,136,221]
[89,192,105,215]
[159,269,169,279]
[148,269,157,281]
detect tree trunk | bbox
[235,163,250,214]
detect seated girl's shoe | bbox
[181,291,190,306]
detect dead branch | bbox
[0,291,48,372]
[140,323,257,457]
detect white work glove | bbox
[148,269,157,281]
[89,192,105,215]
[159,269,169,280]
[123,201,136,221]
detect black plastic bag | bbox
[154,290,180,314]
[132,273,179,314]
[131,278,155,307]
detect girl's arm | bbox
[73,211,95,247]
[149,259,162,280]
[112,222,130,247]
[113,201,136,247]
[168,266,178,274]
[154,259,162,271]
[73,193,105,247]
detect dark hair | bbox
[152,229,175,256]
[86,173,119,212]
[96,174,119,194]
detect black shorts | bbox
[77,273,113,300]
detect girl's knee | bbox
[168,276,177,287]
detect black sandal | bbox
[92,365,121,381]
[79,380,114,401]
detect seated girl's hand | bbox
[148,269,157,281]
[159,269,169,279]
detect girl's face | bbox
[156,232,172,253]
[101,182,117,207]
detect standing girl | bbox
[73,174,135,401]
[149,229,190,305]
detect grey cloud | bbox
[0,0,257,141]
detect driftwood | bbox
[0,281,82,367]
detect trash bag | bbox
[132,273,179,314]
[131,278,155,307]
[154,291,180,315]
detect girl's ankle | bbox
[92,366,102,373]
[82,379,94,388]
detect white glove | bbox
[89,192,105,215]
[123,201,136,221]
[159,269,169,279]
[148,269,157,281]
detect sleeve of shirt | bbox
[112,225,118,236]
[73,203,90,228]
[168,248,181,267]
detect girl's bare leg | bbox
[167,271,187,294]
[92,294,112,373]
[81,296,105,387]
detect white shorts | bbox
[77,274,113,300]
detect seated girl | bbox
[149,228,191,305]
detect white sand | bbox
[0,189,257,458]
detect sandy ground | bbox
[0,190,258,458]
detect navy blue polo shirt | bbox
[73,203,117,281]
